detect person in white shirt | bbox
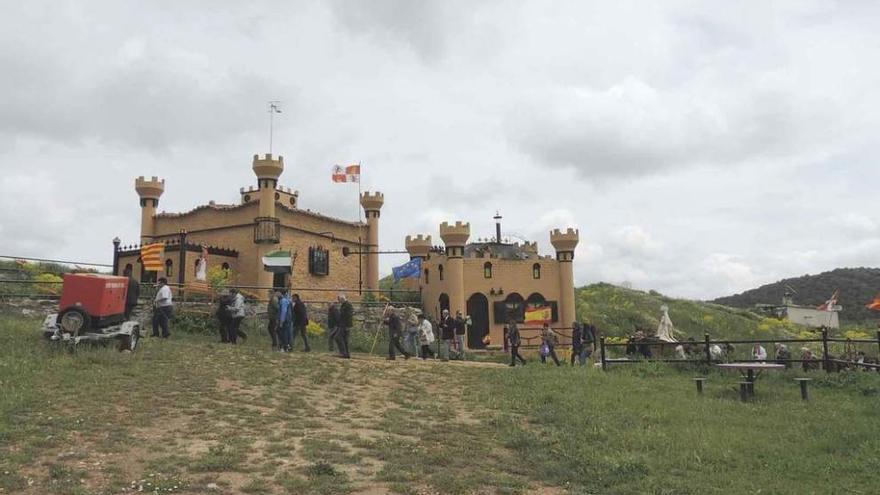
[227,288,247,344]
[417,313,435,359]
[752,343,767,362]
[152,277,173,338]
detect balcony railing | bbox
[254,217,280,244]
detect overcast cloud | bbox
[1,0,878,300]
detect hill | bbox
[712,267,880,324]
[575,282,797,340]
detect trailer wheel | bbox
[58,307,91,336]
[118,326,140,352]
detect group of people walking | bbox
[506,319,597,367]
[263,290,355,357]
[381,308,468,361]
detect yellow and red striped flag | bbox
[140,243,165,272]
[866,294,880,311]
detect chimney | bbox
[494,211,502,244]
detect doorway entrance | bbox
[466,292,489,349]
[272,272,288,289]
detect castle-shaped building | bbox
[405,217,579,349]
[114,153,383,300]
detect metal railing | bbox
[598,330,880,372]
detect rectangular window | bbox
[309,246,330,276]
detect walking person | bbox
[583,322,596,364]
[507,318,526,366]
[290,294,311,352]
[417,313,435,359]
[266,289,281,350]
[438,309,455,361]
[383,308,411,360]
[335,293,353,358]
[151,277,173,338]
[278,289,293,352]
[227,288,247,344]
[124,268,140,320]
[454,311,467,359]
[404,313,420,356]
[540,322,561,366]
[570,322,586,366]
[215,290,233,343]
[327,302,340,352]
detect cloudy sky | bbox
[2,0,878,300]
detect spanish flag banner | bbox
[866,294,880,311]
[524,305,552,325]
[140,243,165,272]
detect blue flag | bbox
[392,257,422,282]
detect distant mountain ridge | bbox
[712,267,880,324]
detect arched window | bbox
[533,263,541,279]
[165,259,173,277]
[483,262,492,279]
[424,268,430,284]
[221,262,230,270]
[123,263,133,277]
[194,259,201,275]
[438,264,444,281]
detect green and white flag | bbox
[262,250,292,274]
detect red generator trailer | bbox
[42,273,142,351]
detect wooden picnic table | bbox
[715,362,786,398]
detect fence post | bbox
[600,336,607,371]
[876,330,880,361]
[822,328,830,373]
[704,333,711,365]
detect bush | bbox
[171,311,217,335]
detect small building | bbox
[405,216,579,349]
[114,153,383,301]
[755,291,841,329]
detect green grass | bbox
[1,314,879,494]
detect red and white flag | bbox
[332,164,360,183]
[817,289,840,311]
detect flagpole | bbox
[357,161,362,223]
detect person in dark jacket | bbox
[124,271,140,320]
[336,294,353,358]
[383,308,411,360]
[327,302,340,352]
[266,289,281,350]
[583,323,596,362]
[507,318,526,366]
[290,294,310,352]
[438,309,455,361]
[570,322,585,366]
[215,290,233,343]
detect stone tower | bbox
[252,154,284,289]
[360,191,384,291]
[439,221,470,316]
[550,228,580,327]
[405,234,432,261]
[135,176,165,243]
[252,153,284,218]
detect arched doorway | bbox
[467,293,489,349]
[439,293,450,317]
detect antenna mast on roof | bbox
[268,100,282,154]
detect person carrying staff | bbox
[383,307,411,360]
[507,318,526,367]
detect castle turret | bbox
[405,234,432,260]
[360,191,384,291]
[440,221,470,316]
[135,176,165,243]
[550,228,579,328]
[252,153,284,218]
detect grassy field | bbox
[1,315,879,494]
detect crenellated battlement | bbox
[252,153,284,180]
[439,221,471,246]
[360,191,385,212]
[522,241,538,252]
[135,176,165,199]
[550,228,579,253]
[405,234,433,258]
